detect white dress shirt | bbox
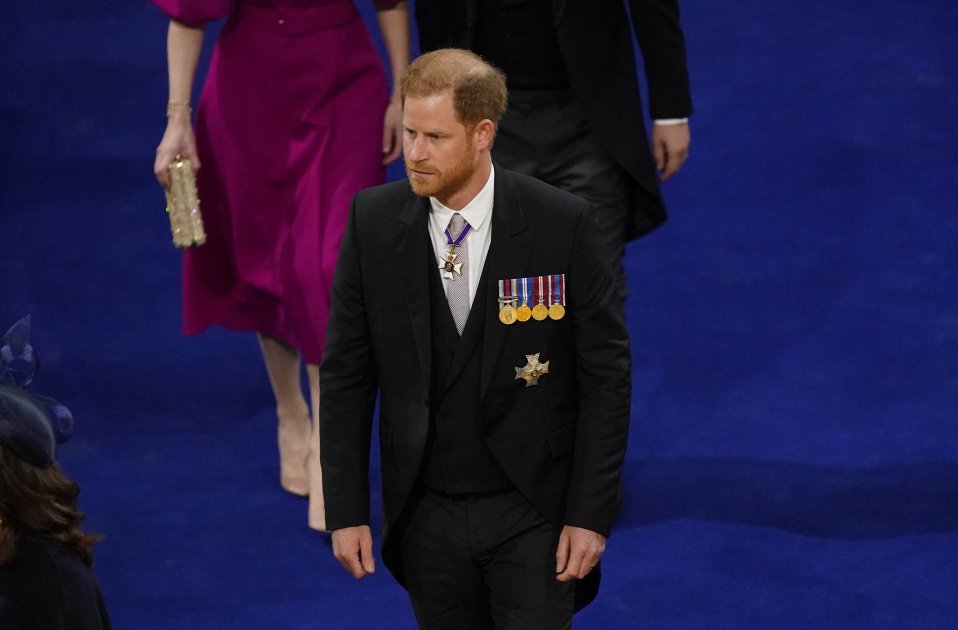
[428,167,495,308]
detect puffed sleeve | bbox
[373,0,403,9]
[151,0,232,25]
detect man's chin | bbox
[409,178,438,198]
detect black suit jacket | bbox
[320,168,632,609]
[415,0,693,238]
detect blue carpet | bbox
[1,1,956,628]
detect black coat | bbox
[0,536,111,630]
[320,168,632,610]
[415,0,694,238]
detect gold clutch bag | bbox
[165,157,206,249]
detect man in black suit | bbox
[416,0,693,295]
[320,49,631,627]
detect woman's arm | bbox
[153,20,204,188]
[375,1,410,164]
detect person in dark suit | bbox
[415,0,693,295]
[320,48,632,627]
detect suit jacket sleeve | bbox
[319,196,379,530]
[564,206,633,537]
[629,0,694,119]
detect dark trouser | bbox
[493,88,633,302]
[399,487,574,630]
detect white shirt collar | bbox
[428,166,495,233]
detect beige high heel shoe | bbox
[277,410,310,497]
[306,418,326,531]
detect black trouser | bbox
[399,486,575,629]
[494,88,634,302]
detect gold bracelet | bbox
[166,101,192,116]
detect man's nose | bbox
[406,136,427,162]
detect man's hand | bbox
[555,525,605,582]
[651,121,690,182]
[331,525,376,579]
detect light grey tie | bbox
[445,213,470,335]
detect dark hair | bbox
[0,444,101,566]
[400,48,508,127]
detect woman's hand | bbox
[381,98,404,165]
[154,112,200,189]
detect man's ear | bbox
[473,119,496,151]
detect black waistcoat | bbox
[419,250,512,493]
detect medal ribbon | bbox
[498,278,515,309]
[499,275,566,316]
[553,274,565,306]
[444,221,472,247]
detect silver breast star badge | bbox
[515,353,550,387]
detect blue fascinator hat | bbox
[0,316,73,468]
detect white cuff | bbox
[653,118,689,126]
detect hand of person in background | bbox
[375,1,409,165]
[154,19,205,189]
[154,106,200,189]
[652,121,690,182]
[382,97,404,164]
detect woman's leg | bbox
[306,363,326,531]
[258,334,310,496]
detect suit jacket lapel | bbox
[396,194,432,383]
[481,170,533,399]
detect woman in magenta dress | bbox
[152,0,409,532]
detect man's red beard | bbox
[405,145,476,200]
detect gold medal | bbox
[514,276,532,322]
[498,280,518,325]
[531,275,549,320]
[548,304,565,320]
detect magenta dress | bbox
[154,0,396,363]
